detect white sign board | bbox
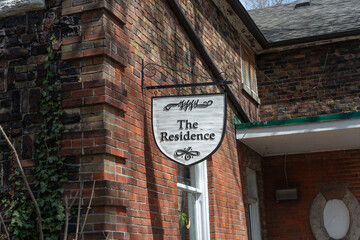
[152,93,227,166]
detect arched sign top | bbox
[151,93,227,166]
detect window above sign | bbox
[240,44,260,104]
[0,0,45,18]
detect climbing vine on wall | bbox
[2,36,67,240]
[33,35,67,239]
[2,155,38,239]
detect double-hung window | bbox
[246,167,262,240]
[241,44,260,103]
[177,161,210,240]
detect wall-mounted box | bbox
[275,188,300,201]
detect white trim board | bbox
[236,118,360,156]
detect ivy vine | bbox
[2,36,67,240]
[2,162,37,239]
[34,35,67,240]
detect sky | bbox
[239,0,297,10]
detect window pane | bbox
[250,66,258,93]
[177,164,196,187]
[178,189,197,240]
[177,161,209,240]
[241,58,250,86]
[249,202,262,240]
[241,44,258,96]
[247,168,258,199]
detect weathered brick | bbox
[61,50,83,60]
[257,40,360,120]
[1,48,28,60]
[0,0,266,238]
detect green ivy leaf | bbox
[47,70,54,78]
[49,52,55,60]
[44,62,51,69]
[3,38,66,240]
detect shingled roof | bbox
[248,0,360,43]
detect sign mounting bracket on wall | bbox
[141,60,232,90]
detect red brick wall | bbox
[117,0,259,239]
[59,0,260,238]
[0,0,260,238]
[119,0,259,238]
[262,149,360,240]
[257,40,360,121]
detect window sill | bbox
[0,0,45,18]
[242,83,261,105]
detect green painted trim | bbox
[234,116,242,125]
[235,112,360,130]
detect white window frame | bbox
[177,161,210,240]
[246,168,262,240]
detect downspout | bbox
[167,0,251,123]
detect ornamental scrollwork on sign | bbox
[164,99,213,111]
[175,147,200,161]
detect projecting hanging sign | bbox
[152,93,227,166]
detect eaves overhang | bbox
[236,112,360,156]
[226,0,268,49]
[265,29,360,49]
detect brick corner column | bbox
[60,0,130,238]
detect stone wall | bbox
[257,40,360,121]
[0,0,77,179]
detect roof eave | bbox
[226,0,269,49]
[267,29,360,48]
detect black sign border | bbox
[151,93,227,166]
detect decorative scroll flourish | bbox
[164,99,213,111]
[175,147,200,161]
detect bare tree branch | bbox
[75,182,83,240]
[79,181,96,237]
[0,125,44,240]
[63,196,69,240]
[69,191,80,209]
[103,232,110,240]
[63,191,79,240]
[0,213,10,240]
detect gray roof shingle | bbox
[248,0,360,42]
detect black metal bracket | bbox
[141,59,232,90]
